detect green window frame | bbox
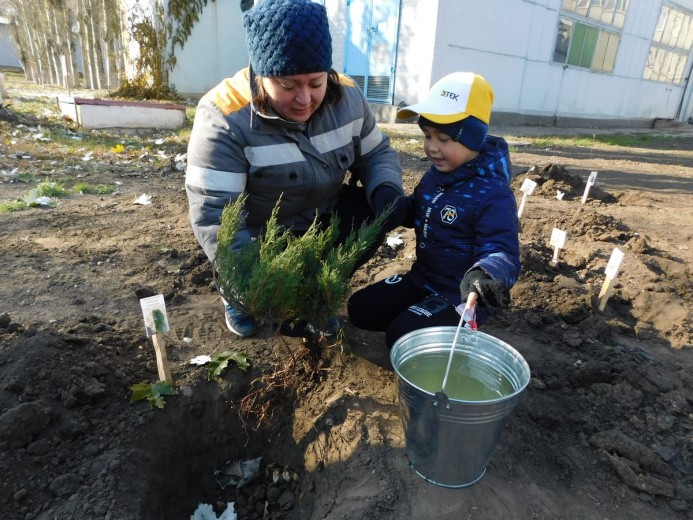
[553,1,627,72]
[553,17,620,72]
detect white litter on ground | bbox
[190,502,237,520]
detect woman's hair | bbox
[253,70,343,115]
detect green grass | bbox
[591,133,677,147]
[0,200,28,212]
[16,173,40,183]
[0,181,117,212]
[72,182,117,194]
[36,181,68,197]
[385,127,687,155]
[504,133,683,150]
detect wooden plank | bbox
[598,276,614,311]
[152,333,173,382]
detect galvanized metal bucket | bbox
[391,326,530,488]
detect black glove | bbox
[373,185,408,233]
[459,269,510,309]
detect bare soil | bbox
[1,87,692,520]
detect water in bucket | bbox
[398,351,515,401]
[391,326,530,488]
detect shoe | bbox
[279,316,340,338]
[322,316,341,337]
[223,303,258,338]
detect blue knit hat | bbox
[418,115,488,151]
[243,0,333,77]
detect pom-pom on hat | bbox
[243,0,333,77]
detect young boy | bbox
[347,72,521,349]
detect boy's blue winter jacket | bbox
[405,135,521,310]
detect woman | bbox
[185,0,405,338]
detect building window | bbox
[643,5,693,84]
[553,0,628,72]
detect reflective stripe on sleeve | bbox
[311,118,364,154]
[360,124,384,156]
[185,164,247,193]
[243,142,306,167]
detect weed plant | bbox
[0,181,118,212]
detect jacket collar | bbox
[430,136,511,187]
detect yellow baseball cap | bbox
[397,72,494,125]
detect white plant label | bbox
[140,294,170,337]
[581,171,598,204]
[550,228,567,249]
[517,178,537,218]
[604,248,625,279]
[520,178,537,195]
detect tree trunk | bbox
[101,0,122,89]
[87,0,103,90]
[66,7,82,88]
[78,0,95,89]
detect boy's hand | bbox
[459,269,510,309]
[373,186,408,232]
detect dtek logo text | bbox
[440,90,459,101]
[441,205,457,224]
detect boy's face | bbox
[421,125,479,172]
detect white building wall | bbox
[140,0,693,121]
[393,0,440,107]
[169,0,248,96]
[170,0,346,96]
[395,0,693,123]
[325,0,347,72]
[0,21,21,68]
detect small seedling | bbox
[207,351,250,380]
[130,381,177,409]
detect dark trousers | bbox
[347,273,461,349]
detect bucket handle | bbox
[439,293,478,399]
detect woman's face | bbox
[261,72,329,123]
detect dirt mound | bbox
[514,163,617,203]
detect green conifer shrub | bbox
[215,194,387,336]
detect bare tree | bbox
[4,0,176,94]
